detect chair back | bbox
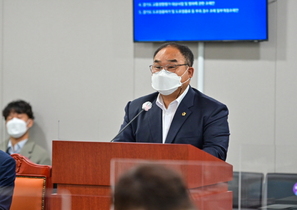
[228,171,264,209]
[265,172,297,206]
[10,154,52,210]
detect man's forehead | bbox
[153,47,184,63]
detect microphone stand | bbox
[110,109,144,142]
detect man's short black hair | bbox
[153,42,194,67]
[2,100,35,120]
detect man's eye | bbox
[154,66,162,70]
[167,65,176,69]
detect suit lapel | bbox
[20,140,34,159]
[165,87,195,143]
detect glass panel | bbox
[233,144,297,210]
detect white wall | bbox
[1,0,296,173]
[1,0,134,149]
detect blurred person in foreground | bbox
[0,100,51,165]
[112,163,197,210]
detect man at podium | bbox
[113,42,230,161]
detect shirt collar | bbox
[156,85,190,109]
[7,139,28,154]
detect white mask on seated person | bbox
[6,118,28,138]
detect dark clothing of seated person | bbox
[0,150,16,210]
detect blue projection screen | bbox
[133,0,268,42]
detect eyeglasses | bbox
[149,64,188,73]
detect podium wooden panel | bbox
[51,141,233,210]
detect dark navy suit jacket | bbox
[0,150,16,210]
[114,86,230,161]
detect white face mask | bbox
[6,118,28,138]
[151,69,190,95]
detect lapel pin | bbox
[182,112,186,116]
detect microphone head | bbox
[142,101,152,111]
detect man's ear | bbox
[188,67,194,78]
[27,119,34,128]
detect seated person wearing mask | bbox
[0,150,16,210]
[0,100,51,165]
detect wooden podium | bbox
[51,141,233,210]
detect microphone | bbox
[110,101,152,142]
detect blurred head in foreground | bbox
[112,163,197,210]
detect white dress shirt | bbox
[156,86,189,143]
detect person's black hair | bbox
[2,100,35,120]
[153,42,194,67]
